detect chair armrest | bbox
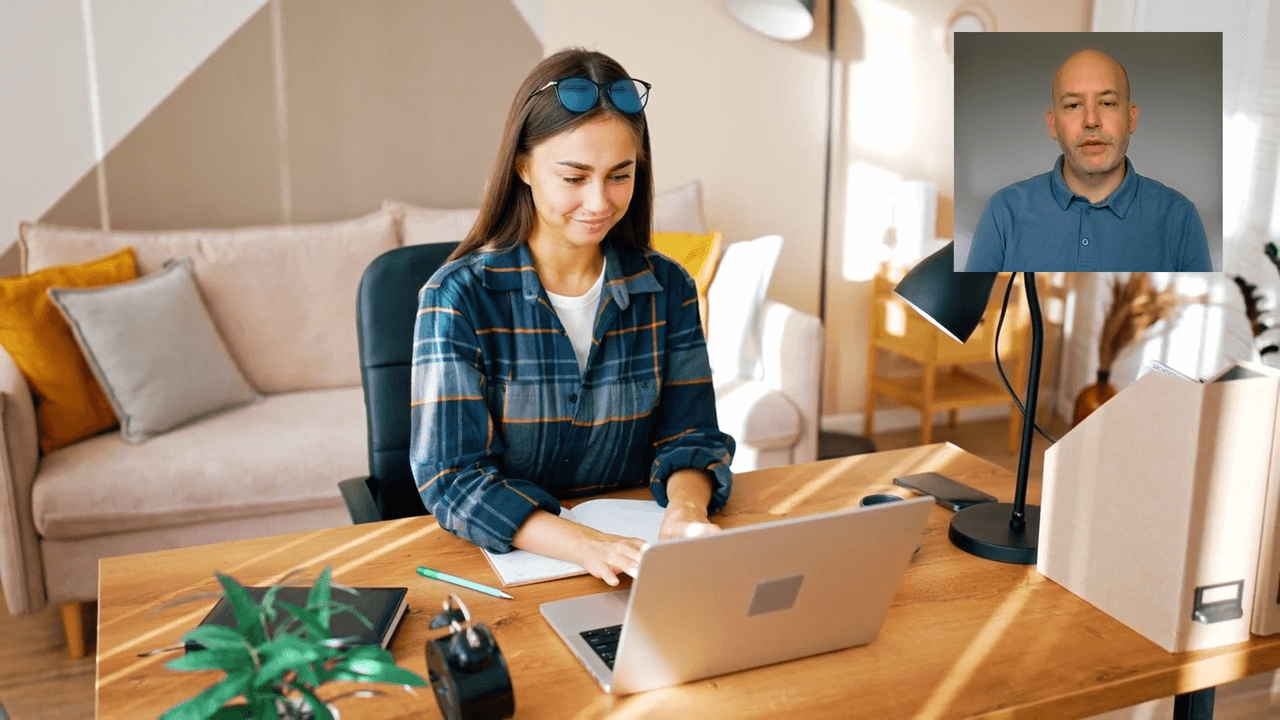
[0,345,45,615]
[758,300,824,464]
[338,475,381,525]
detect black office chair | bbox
[338,242,459,524]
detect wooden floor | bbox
[0,417,1275,719]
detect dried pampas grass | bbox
[1097,273,1186,372]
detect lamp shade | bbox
[726,0,815,40]
[892,242,998,344]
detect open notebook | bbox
[482,499,665,587]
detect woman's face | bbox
[517,115,638,253]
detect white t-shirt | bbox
[545,260,607,374]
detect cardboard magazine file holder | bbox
[1038,361,1280,653]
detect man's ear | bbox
[1128,103,1140,134]
[515,154,531,185]
[1046,109,1059,140]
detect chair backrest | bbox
[356,242,458,520]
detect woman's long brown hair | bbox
[448,48,654,262]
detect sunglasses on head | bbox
[530,77,651,114]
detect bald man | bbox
[965,49,1213,272]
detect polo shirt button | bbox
[567,392,578,403]
[640,380,651,388]
[1085,208,1092,214]
[1082,238,1089,246]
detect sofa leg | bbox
[60,602,88,658]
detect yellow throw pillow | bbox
[652,231,723,334]
[0,247,138,453]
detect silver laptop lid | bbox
[604,495,933,694]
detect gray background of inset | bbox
[953,32,1223,272]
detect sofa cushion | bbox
[18,210,398,394]
[713,377,801,450]
[31,386,367,540]
[47,258,261,444]
[0,247,138,453]
[383,200,479,246]
[654,179,708,234]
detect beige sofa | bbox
[0,209,412,656]
[0,200,821,657]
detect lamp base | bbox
[948,502,1040,565]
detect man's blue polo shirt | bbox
[964,156,1213,272]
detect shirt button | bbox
[567,392,578,403]
[1085,208,1092,214]
[1082,238,1089,246]
[563,457,572,465]
[640,380,651,389]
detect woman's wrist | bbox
[664,468,714,517]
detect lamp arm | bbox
[1010,272,1043,533]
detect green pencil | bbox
[416,566,514,599]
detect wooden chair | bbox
[864,269,1030,453]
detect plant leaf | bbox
[247,694,282,720]
[275,600,331,643]
[216,573,267,646]
[166,646,254,673]
[253,636,322,689]
[307,567,333,635]
[296,686,334,720]
[181,625,252,651]
[334,658,428,686]
[159,668,253,720]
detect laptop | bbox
[540,495,932,695]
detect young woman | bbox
[409,49,734,586]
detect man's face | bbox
[1046,50,1139,181]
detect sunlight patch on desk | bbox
[97,528,328,649]
[331,521,440,576]
[767,464,846,515]
[914,576,1035,719]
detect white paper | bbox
[481,499,665,587]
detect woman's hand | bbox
[512,509,645,587]
[659,501,722,540]
[570,527,647,587]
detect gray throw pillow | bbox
[46,258,261,443]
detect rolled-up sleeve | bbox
[409,276,559,552]
[647,270,734,513]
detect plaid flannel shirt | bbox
[409,241,735,552]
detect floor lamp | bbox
[893,242,1043,564]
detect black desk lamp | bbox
[892,243,1043,564]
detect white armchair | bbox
[702,234,822,473]
[713,300,823,472]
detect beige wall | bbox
[544,0,830,319]
[35,0,540,235]
[823,0,1091,418]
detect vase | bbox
[1072,370,1117,427]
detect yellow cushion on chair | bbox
[653,231,723,334]
[0,247,138,453]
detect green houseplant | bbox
[159,567,426,720]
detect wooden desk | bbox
[96,445,1280,719]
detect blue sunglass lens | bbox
[555,78,598,112]
[609,79,646,114]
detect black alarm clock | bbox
[425,594,515,720]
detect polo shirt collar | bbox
[478,241,662,309]
[1048,154,1138,219]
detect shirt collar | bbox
[478,242,662,309]
[1048,154,1138,219]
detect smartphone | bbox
[893,472,997,512]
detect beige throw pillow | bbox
[46,259,261,444]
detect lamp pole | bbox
[948,273,1043,564]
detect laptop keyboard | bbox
[579,624,623,668]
